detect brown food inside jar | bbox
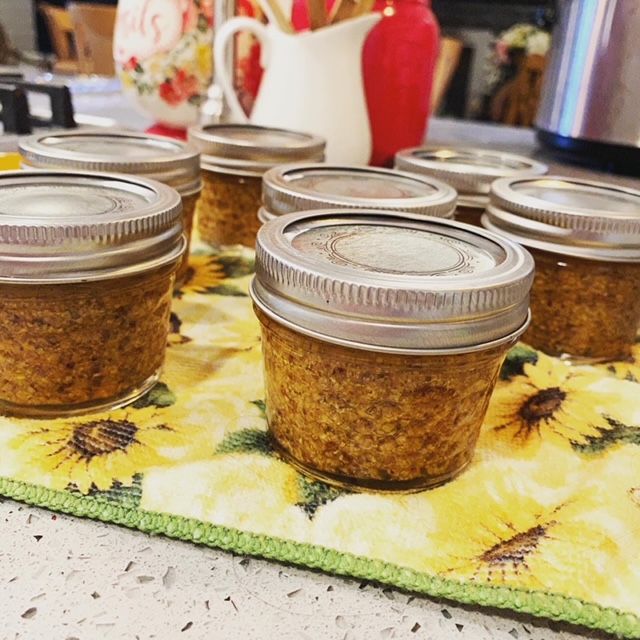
[256,309,512,492]
[198,170,262,248]
[454,205,485,227]
[525,248,640,362]
[175,190,201,288]
[0,265,175,415]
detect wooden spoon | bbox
[307,0,327,29]
[329,0,358,23]
[351,0,375,17]
[257,0,295,32]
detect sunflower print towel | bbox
[1,246,640,638]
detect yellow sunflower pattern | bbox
[1,245,640,633]
[601,338,640,384]
[483,351,619,454]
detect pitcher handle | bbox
[214,17,270,123]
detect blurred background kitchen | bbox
[0,0,553,122]
[3,4,640,638]
[0,0,638,175]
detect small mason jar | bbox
[188,124,325,248]
[0,170,184,417]
[484,176,640,363]
[18,129,201,288]
[250,210,533,492]
[259,164,457,224]
[395,146,547,226]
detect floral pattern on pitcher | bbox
[114,0,214,126]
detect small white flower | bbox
[527,31,552,56]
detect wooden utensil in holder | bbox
[266,0,377,33]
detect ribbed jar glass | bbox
[395,146,547,227]
[259,163,457,224]
[19,129,200,288]
[484,176,640,362]
[189,124,325,248]
[251,210,534,491]
[0,171,184,417]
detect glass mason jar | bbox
[484,176,640,363]
[0,171,184,417]
[188,124,325,248]
[395,146,547,227]
[18,130,201,288]
[250,210,534,492]
[258,164,457,224]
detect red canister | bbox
[291,0,439,167]
[363,0,440,166]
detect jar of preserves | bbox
[250,210,533,491]
[18,130,201,288]
[395,146,547,226]
[0,171,184,417]
[484,176,640,363]
[188,124,326,248]
[259,164,457,224]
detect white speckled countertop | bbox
[0,501,611,640]
[0,111,635,640]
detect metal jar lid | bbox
[484,176,640,262]
[19,129,202,196]
[395,146,548,208]
[0,170,184,283]
[261,164,457,220]
[250,210,534,353]
[188,124,326,176]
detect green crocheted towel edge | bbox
[1,476,638,639]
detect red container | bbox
[291,0,439,167]
[145,124,188,140]
[363,0,439,166]
[292,0,311,30]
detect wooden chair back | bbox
[39,3,77,62]
[431,36,463,113]
[67,3,117,76]
[490,53,547,127]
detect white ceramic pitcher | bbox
[214,14,380,164]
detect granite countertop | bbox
[0,114,631,640]
[0,502,611,640]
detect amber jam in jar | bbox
[19,130,201,288]
[0,171,184,417]
[259,164,457,224]
[484,176,640,363]
[395,146,547,227]
[251,210,533,492]
[188,124,325,248]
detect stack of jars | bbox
[2,123,328,420]
[5,128,207,418]
[482,176,640,363]
[394,145,640,364]
[395,146,548,226]
[246,136,640,492]
[19,130,203,288]
[3,122,639,497]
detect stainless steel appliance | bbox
[536,0,640,173]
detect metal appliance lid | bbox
[395,146,548,198]
[485,176,640,261]
[261,164,457,218]
[188,124,326,176]
[0,170,184,283]
[19,129,202,196]
[251,210,533,353]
